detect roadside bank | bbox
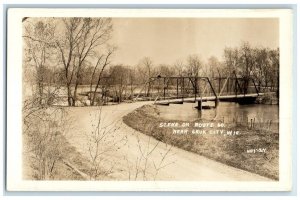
[123,104,279,180]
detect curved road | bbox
[65,101,271,181]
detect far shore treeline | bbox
[23,17,279,107]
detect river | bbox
[157,101,279,131]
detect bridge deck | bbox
[154,93,264,105]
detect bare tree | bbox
[90,46,115,106]
[157,64,174,77]
[23,19,59,106]
[85,107,127,179]
[268,48,279,94]
[173,60,186,77]
[23,19,66,140]
[239,42,255,78]
[23,107,72,180]
[156,64,175,96]
[23,19,76,180]
[252,47,269,92]
[223,42,279,94]
[186,55,203,77]
[124,131,175,181]
[138,57,155,97]
[207,56,223,78]
[56,18,113,106]
[109,64,131,103]
[128,68,137,100]
[186,55,203,94]
[223,47,239,76]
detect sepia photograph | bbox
[6,8,293,191]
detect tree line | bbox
[23,17,279,107]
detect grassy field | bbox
[123,104,279,180]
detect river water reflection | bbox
[157,101,279,131]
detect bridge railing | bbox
[146,76,219,102]
[133,73,261,103]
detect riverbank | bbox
[123,104,279,180]
[256,92,279,105]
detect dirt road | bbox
[65,102,271,181]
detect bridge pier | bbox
[215,98,219,108]
[197,100,202,111]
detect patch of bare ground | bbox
[123,104,279,180]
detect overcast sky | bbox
[110,18,279,66]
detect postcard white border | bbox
[6,8,293,191]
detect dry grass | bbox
[23,132,94,180]
[123,104,279,180]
